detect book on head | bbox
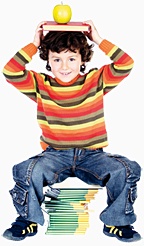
[42,21,90,32]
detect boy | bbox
[2,20,141,242]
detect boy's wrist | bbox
[33,41,39,48]
[94,37,104,46]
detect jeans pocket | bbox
[125,185,137,214]
[9,184,28,219]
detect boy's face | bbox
[48,49,83,83]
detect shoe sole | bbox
[2,231,37,241]
[103,230,141,242]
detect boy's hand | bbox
[33,21,48,47]
[83,20,103,45]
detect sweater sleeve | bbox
[2,43,39,102]
[98,39,134,94]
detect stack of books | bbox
[44,187,99,235]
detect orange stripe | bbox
[5,58,24,71]
[40,124,106,141]
[116,53,134,65]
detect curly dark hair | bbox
[38,31,94,72]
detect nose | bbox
[61,61,68,70]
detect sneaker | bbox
[2,216,37,241]
[103,224,141,242]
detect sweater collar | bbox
[55,74,81,86]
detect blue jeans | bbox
[9,147,141,226]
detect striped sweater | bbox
[2,39,134,150]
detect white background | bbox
[0,0,144,245]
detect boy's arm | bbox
[99,39,134,94]
[2,21,48,101]
[2,43,38,102]
[84,20,134,93]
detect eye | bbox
[69,58,75,61]
[54,58,60,62]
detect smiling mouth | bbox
[60,72,71,76]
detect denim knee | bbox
[127,160,141,183]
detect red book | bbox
[42,21,90,32]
